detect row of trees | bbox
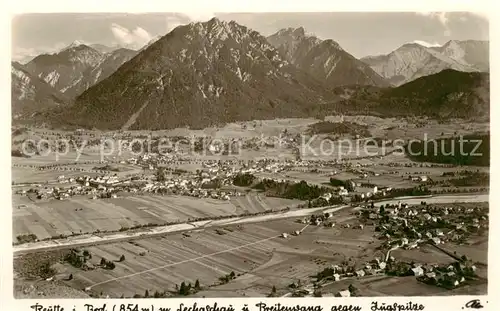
[178,279,201,296]
[329,178,355,191]
[254,179,330,201]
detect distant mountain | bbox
[430,40,489,72]
[361,40,489,86]
[58,18,334,130]
[13,54,37,65]
[25,41,103,94]
[89,43,121,54]
[323,69,489,119]
[62,48,138,98]
[11,62,69,119]
[267,27,389,87]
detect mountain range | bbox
[62,18,334,130]
[11,18,490,129]
[267,27,389,87]
[324,69,489,119]
[361,40,489,86]
[11,62,69,119]
[23,42,138,99]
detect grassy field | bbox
[52,209,383,298]
[54,220,307,298]
[12,194,302,242]
[14,202,488,298]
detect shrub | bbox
[232,173,256,187]
[16,233,37,244]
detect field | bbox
[51,220,309,298]
[14,200,489,298]
[12,194,302,242]
[12,167,102,184]
[11,116,490,298]
[20,208,382,298]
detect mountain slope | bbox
[430,40,489,72]
[11,62,69,119]
[61,18,334,130]
[322,69,489,119]
[361,40,489,86]
[267,27,389,87]
[63,48,138,97]
[25,42,103,96]
[381,69,489,117]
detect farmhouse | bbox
[411,266,424,277]
[355,270,365,277]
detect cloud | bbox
[110,23,152,49]
[415,12,451,36]
[415,12,489,37]
[12,43,69,63]
[412,40,442,48]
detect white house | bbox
[411,266,424,276]
[336,290,350,297]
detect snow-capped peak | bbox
[412,40,442,48]
[64,40,86,50]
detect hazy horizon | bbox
[12,12,489,62]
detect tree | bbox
[229,271,236,279]
[144,289,149,298]
[105,261,116,270]
[348,284,358,296]
[379,205,385,215]
[195,279,201,290]
[119,254,126,262]
[179,282,187,295]
[272,285,277,295]
[156,167,167,182]
[68,273,73,281]
[100,258,107,265]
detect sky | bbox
[11,12,489,62]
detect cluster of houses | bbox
[415,260,478,289]
[359,201,488,250]
[330,260,387,283]
[15,161,256,201]
[290,199,486,296]
[13,161,107,173]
